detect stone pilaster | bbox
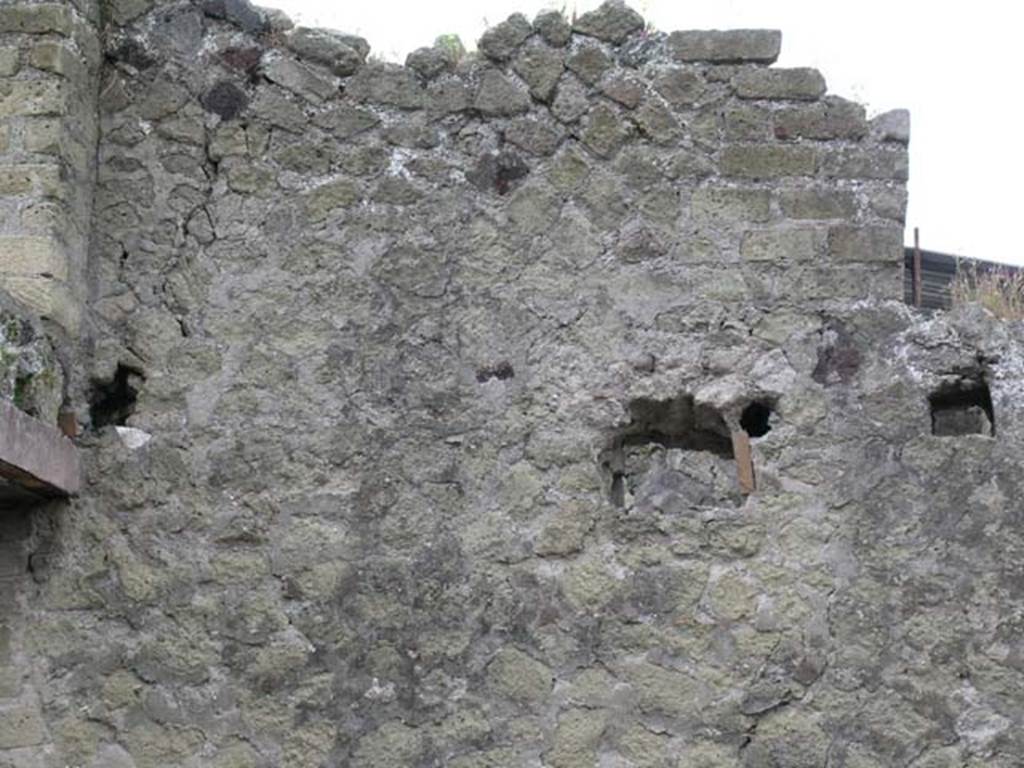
[0,0,101,337]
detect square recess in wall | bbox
[929,378,995,437]
[601,395,744,510]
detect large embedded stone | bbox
[631,98,680,144]
[566,43,612,85]
[546,708,607,768]
[692,187,771,225]
[0,704,47,748]
[0,80,64,117]
[473,69,530,116]
[823,148,908,180]
[774,96,867,140]
[534,9,572,46]
[720,144,818,178]
[478,13,532,61]
[827,224,903,263]
[286,27,367,76]
[485,647,554,702]
[467,150,530,195]
[514,45,564,102]
[617,218,668,263]
[201,0,266,34]
[871,108,911,144]
[734,67,827,100]
[573,0,644,44]
[312,104,379,140]
[550,75,589,123]
[668,29,781,63]
[653,67,704,108]
[201,81,249,120]
[249,88,306,132]
[505,118,564,156]
[0,48,17,77]
[262,55,336,102]
[305,179,362,221]
[347,64,427,109]
[0,4,73,36]
[780,189,858,220]
[601,74,645,109]
[105,0,154,25]
[405,46,452,80]
[581,103,629,157]
[741,228,823,262]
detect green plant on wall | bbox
[433,33,465,64]
[0,306,63,422]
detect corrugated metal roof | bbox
[903,248,1019,310]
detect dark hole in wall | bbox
[602,395,740,509]
[740,401,773,438]
[105,34,157,70]
[89,364,144,428]
[929,378,995,437]
[476,361,514,383]
[621,396,734,456]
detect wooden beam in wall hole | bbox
[731,430,755,495]
[58,408,78,438]
[0,400,81,497]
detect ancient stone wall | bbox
[2,0,1023,766]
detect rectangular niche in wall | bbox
[929,377,995,437]
[601,395,744,511]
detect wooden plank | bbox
[731,430,755,495]
[0,400,80,497]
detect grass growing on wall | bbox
[951,260,1024,320]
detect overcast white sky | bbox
[261,0,1022,265]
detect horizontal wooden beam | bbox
[0,400,80,497]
